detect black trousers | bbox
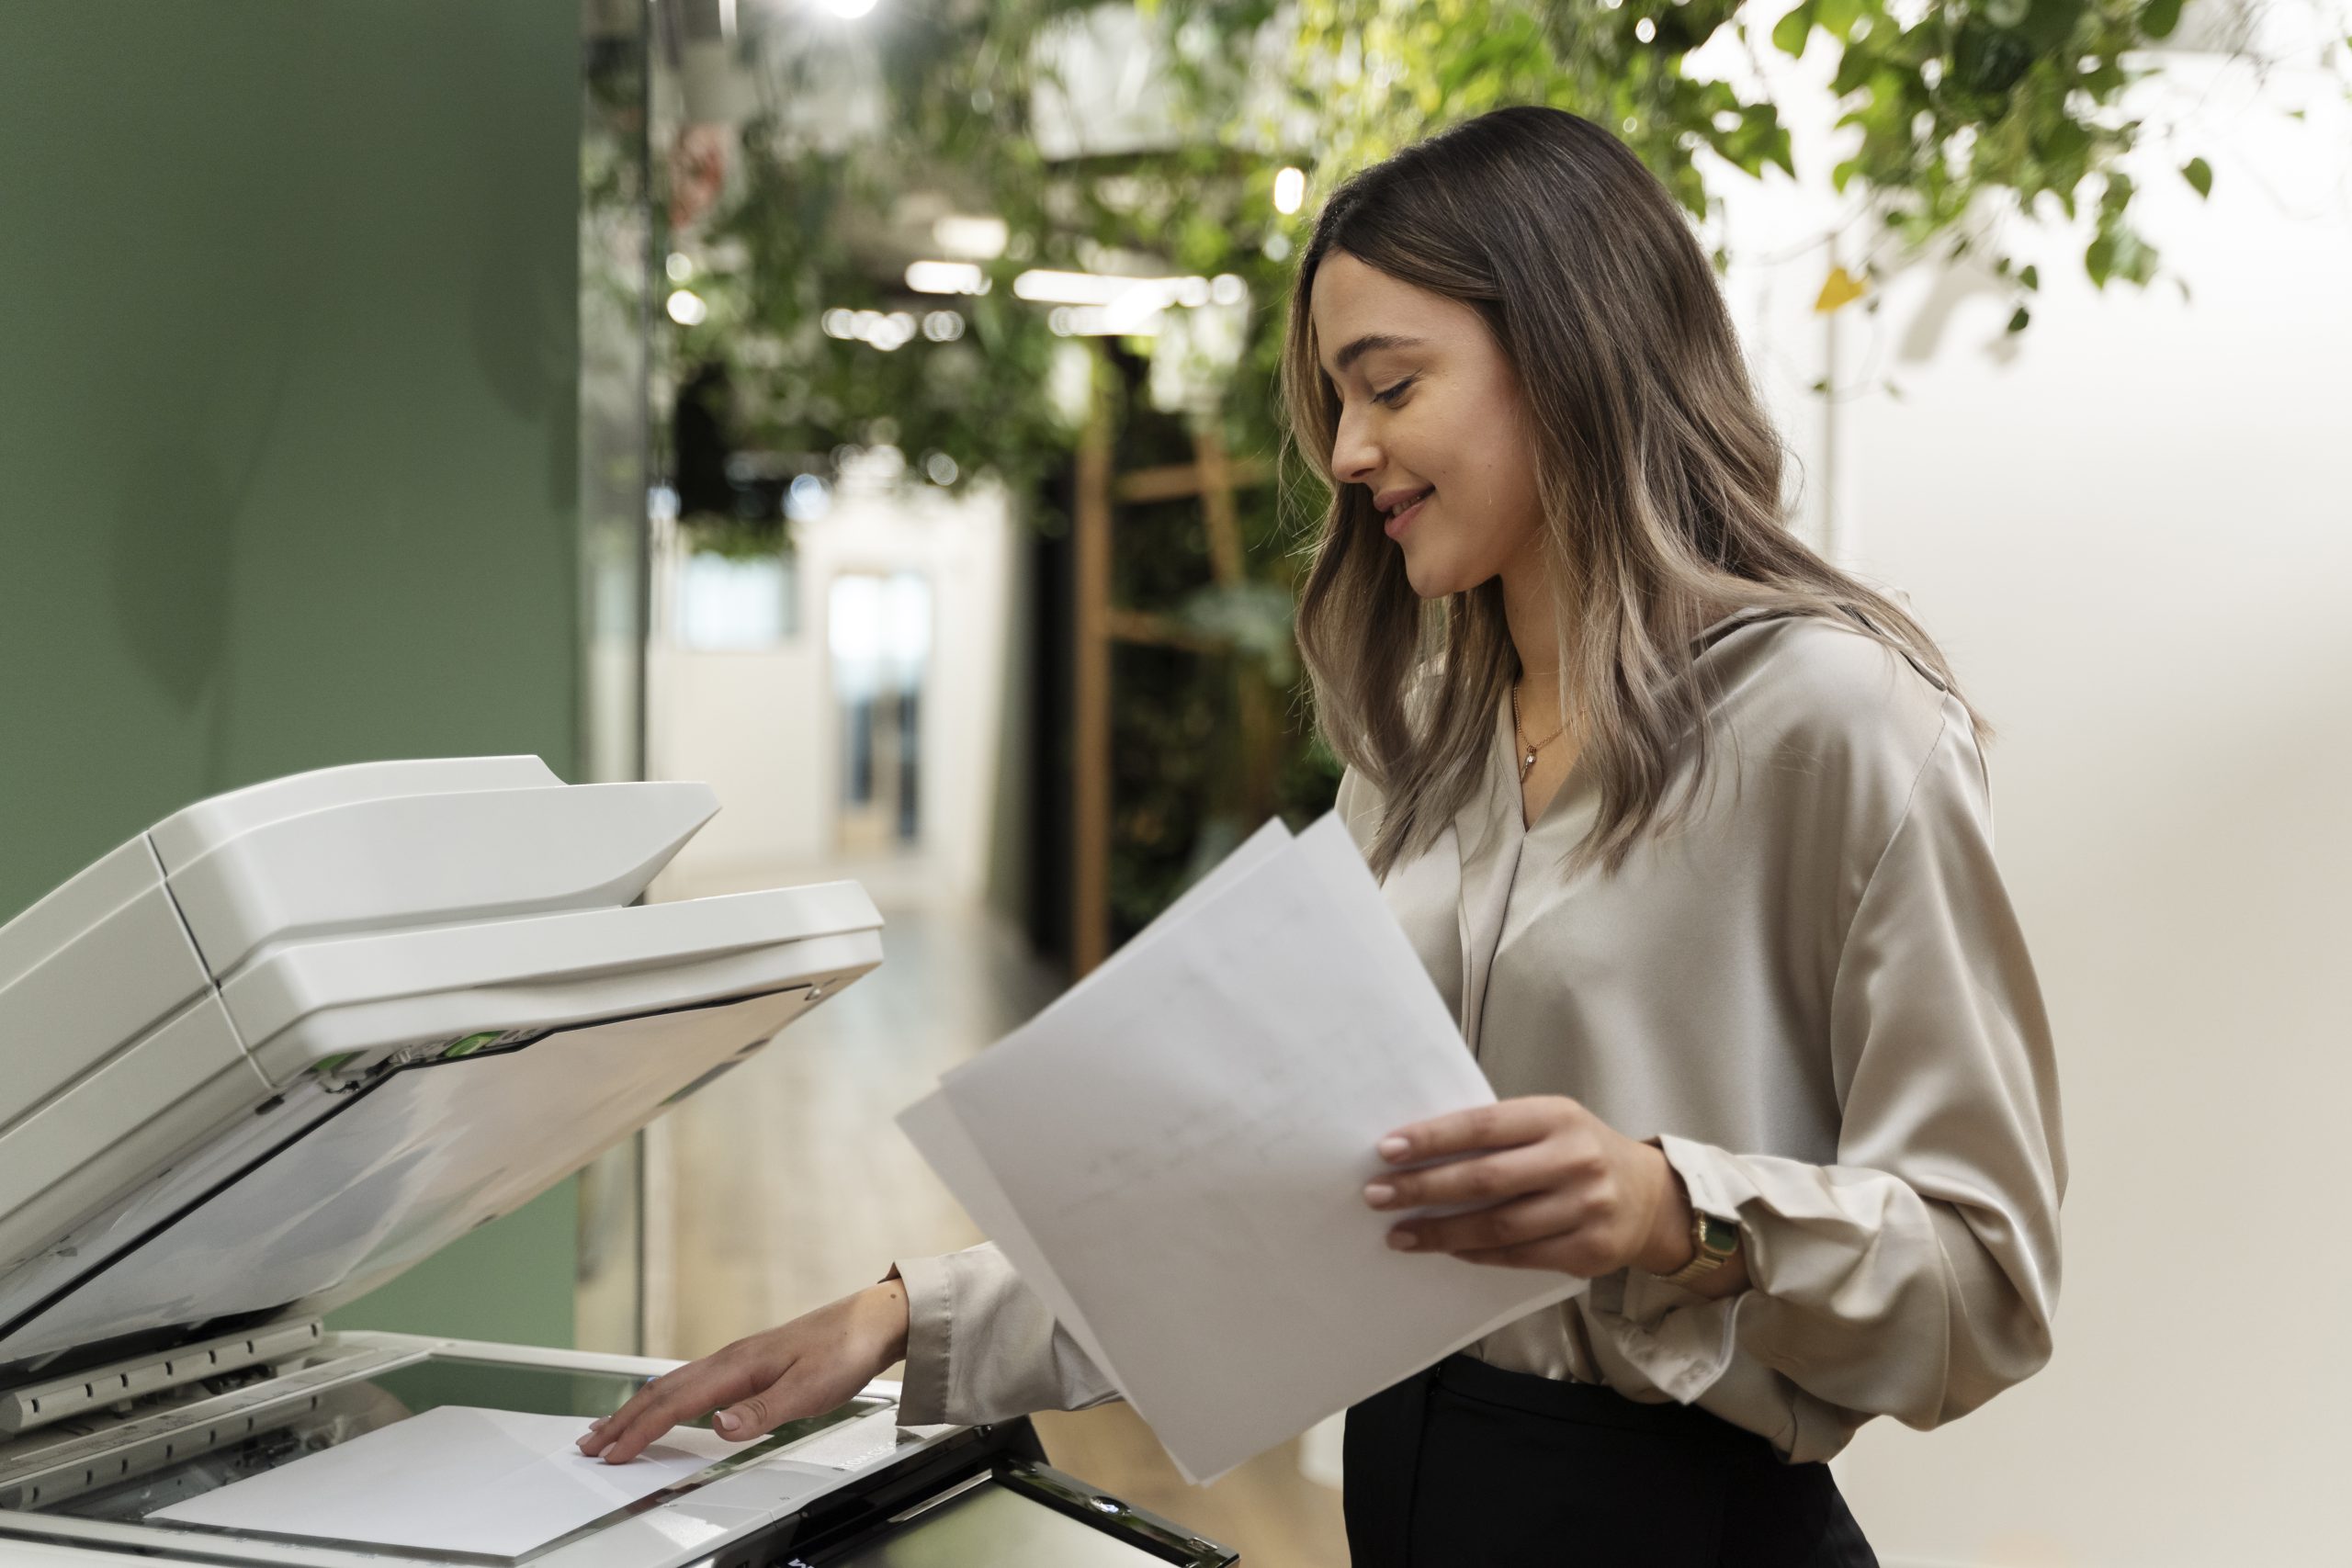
[1342,1356,1878,1567]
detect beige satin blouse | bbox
[895,610,2065,1463]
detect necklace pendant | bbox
[1521,748,1537,776]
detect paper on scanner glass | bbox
[899,814,1584,1483]
[149,1406,741,1556]
[0,758,1236,1567]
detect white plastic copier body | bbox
[0,760,1233,1568]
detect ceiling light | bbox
[1013,270,1215,310]
[1272,166,1306,215]
[1015,270,1135,305]
[933,215,1010,259]
[905,260,989,296]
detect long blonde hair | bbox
[1283,106,1982,878]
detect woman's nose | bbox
[1330,412,1380,485]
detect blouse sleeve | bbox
[1588,711,2067,1430]
[889,1242,1121,1426]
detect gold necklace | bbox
[1510,681,1569,782]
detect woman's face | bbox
[1308,250,1547,599]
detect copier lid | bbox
[1,757,883,1371]
[0,886,881,1368]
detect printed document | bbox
[151,1404,735,1556]
[900,814,1582,1483]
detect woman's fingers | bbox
[581,1350,781,1464]
[1363,1141,1558,1211]
[708,1365,820,1445]
[1385,1190,1608,1268]
[581,1287,906,1465]
[1380,1097,1578,1164]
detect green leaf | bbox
[2109,228,2158,284]
[2142,0,2183,39]
[1772,1,1816,58]
[2182,156,2212,197]
[2007,306,2030,333]
[2085,232,2114,287]
[1829,43,1880,94]
[2018,0,2087,51]
[2019,264,2041,291]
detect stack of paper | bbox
[899,814,1583,1483]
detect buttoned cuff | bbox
[1582,1135,1751,1404]
[887,1253,955,1426]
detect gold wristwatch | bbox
[1657,1209,1740,1289]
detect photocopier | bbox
[0,758,1233,1567]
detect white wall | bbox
[647,466,1020,904]
[647,639,831,872]
[1719,46,2352,1568]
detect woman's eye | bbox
[1371,377,1416,407]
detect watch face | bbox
[1698,1213,1740,1255]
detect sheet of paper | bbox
[150,1404,736,1557]
[928,814,1583,1483]
[897,1091,1123,1398]
[896,817,1298,1421]
[1021,816,1295,1028]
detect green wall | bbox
[0,3,586,1348]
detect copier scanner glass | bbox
[4,1347,884,1560]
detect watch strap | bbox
[1657,1209,1739,1289]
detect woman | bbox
[582,106,2064,1566]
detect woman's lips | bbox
[1384,490,1432,539]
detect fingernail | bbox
[1363,1183,1395,1207]
[1388,1229,1419,1250]
[717,1410,740,1432]
[1378,1137,1409,1160]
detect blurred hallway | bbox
[649,856,1348,1567]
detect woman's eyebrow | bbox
[1324,333,1430,378]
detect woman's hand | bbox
[1365,1096,1743,1295]
[577,1280,910,1464]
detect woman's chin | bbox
[1400,549,1472,600]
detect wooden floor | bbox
[648,861,1350,1567]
